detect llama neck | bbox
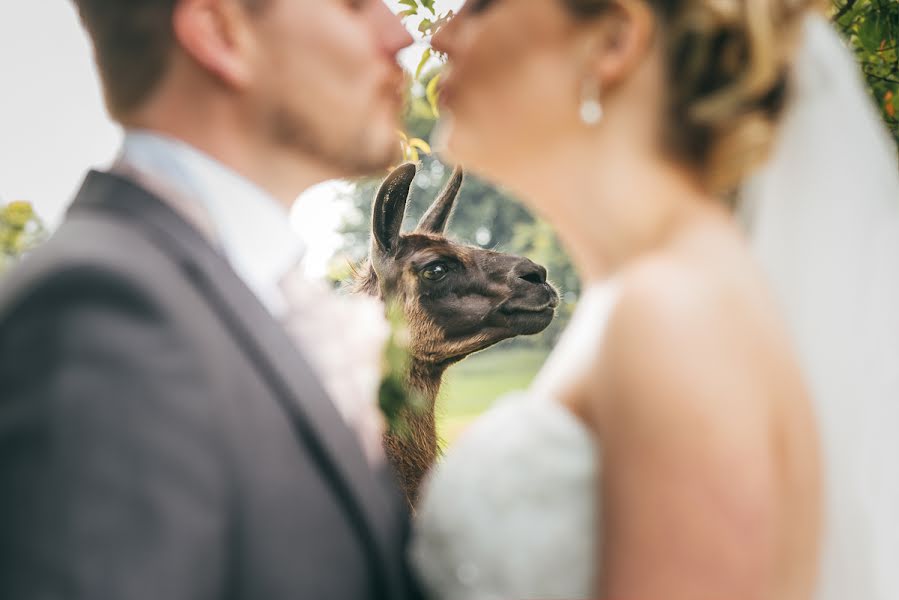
[382,358,447,507]
[407,359,447,407]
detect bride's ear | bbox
[580,0,656,91]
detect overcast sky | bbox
[0,1,460,277]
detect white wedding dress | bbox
[410,282,620,600]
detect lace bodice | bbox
[410,282,620,600]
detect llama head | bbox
[358,163,559,365]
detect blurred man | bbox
[0,1,418,598]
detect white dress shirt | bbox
[118,130,304,317]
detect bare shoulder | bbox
[608,253,762,369]
[598,252,782,453]
[615,248,758,330]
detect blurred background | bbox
[2,0,897,444]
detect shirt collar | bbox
[119,130,305,317]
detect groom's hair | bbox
[71,0,267,120]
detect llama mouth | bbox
[498,293,560,316]
[496,297,559,328]
[499,304,556,316]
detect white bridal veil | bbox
[740,14,899,600]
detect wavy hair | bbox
[565,0,823,192]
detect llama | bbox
[353,163,559,505]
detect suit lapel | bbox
[68,170,399,596]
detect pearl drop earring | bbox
[579,78,603,126]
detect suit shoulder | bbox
[0,212,187,323]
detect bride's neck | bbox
[510,142,715,285]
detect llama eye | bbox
[421,263,449,282]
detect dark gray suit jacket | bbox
[0,171,422,600]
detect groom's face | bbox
[244,0,413,176]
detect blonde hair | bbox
[565,0,823,192]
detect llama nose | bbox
[514,260,547,285]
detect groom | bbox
[0,1,420,599]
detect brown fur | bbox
[352,164,560,507]
[381,361,444,506]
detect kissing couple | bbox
[1,1,897,600]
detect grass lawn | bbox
[436,345,550,448]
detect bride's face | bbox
[431,0,592,181]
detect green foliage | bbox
[833,0,899,144]
[397,0,437,19]
[0,201,46,274]
[397,0,454,36]
[379,301,428,436]
[397,1,454,120]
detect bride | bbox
[409,1,899,600]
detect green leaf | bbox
[409,137,432,154]
[415,47,432,81]
[426,72,441,118]
[858,9,886,54]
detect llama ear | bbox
[372,163,416,255]
[417,166,463,235]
